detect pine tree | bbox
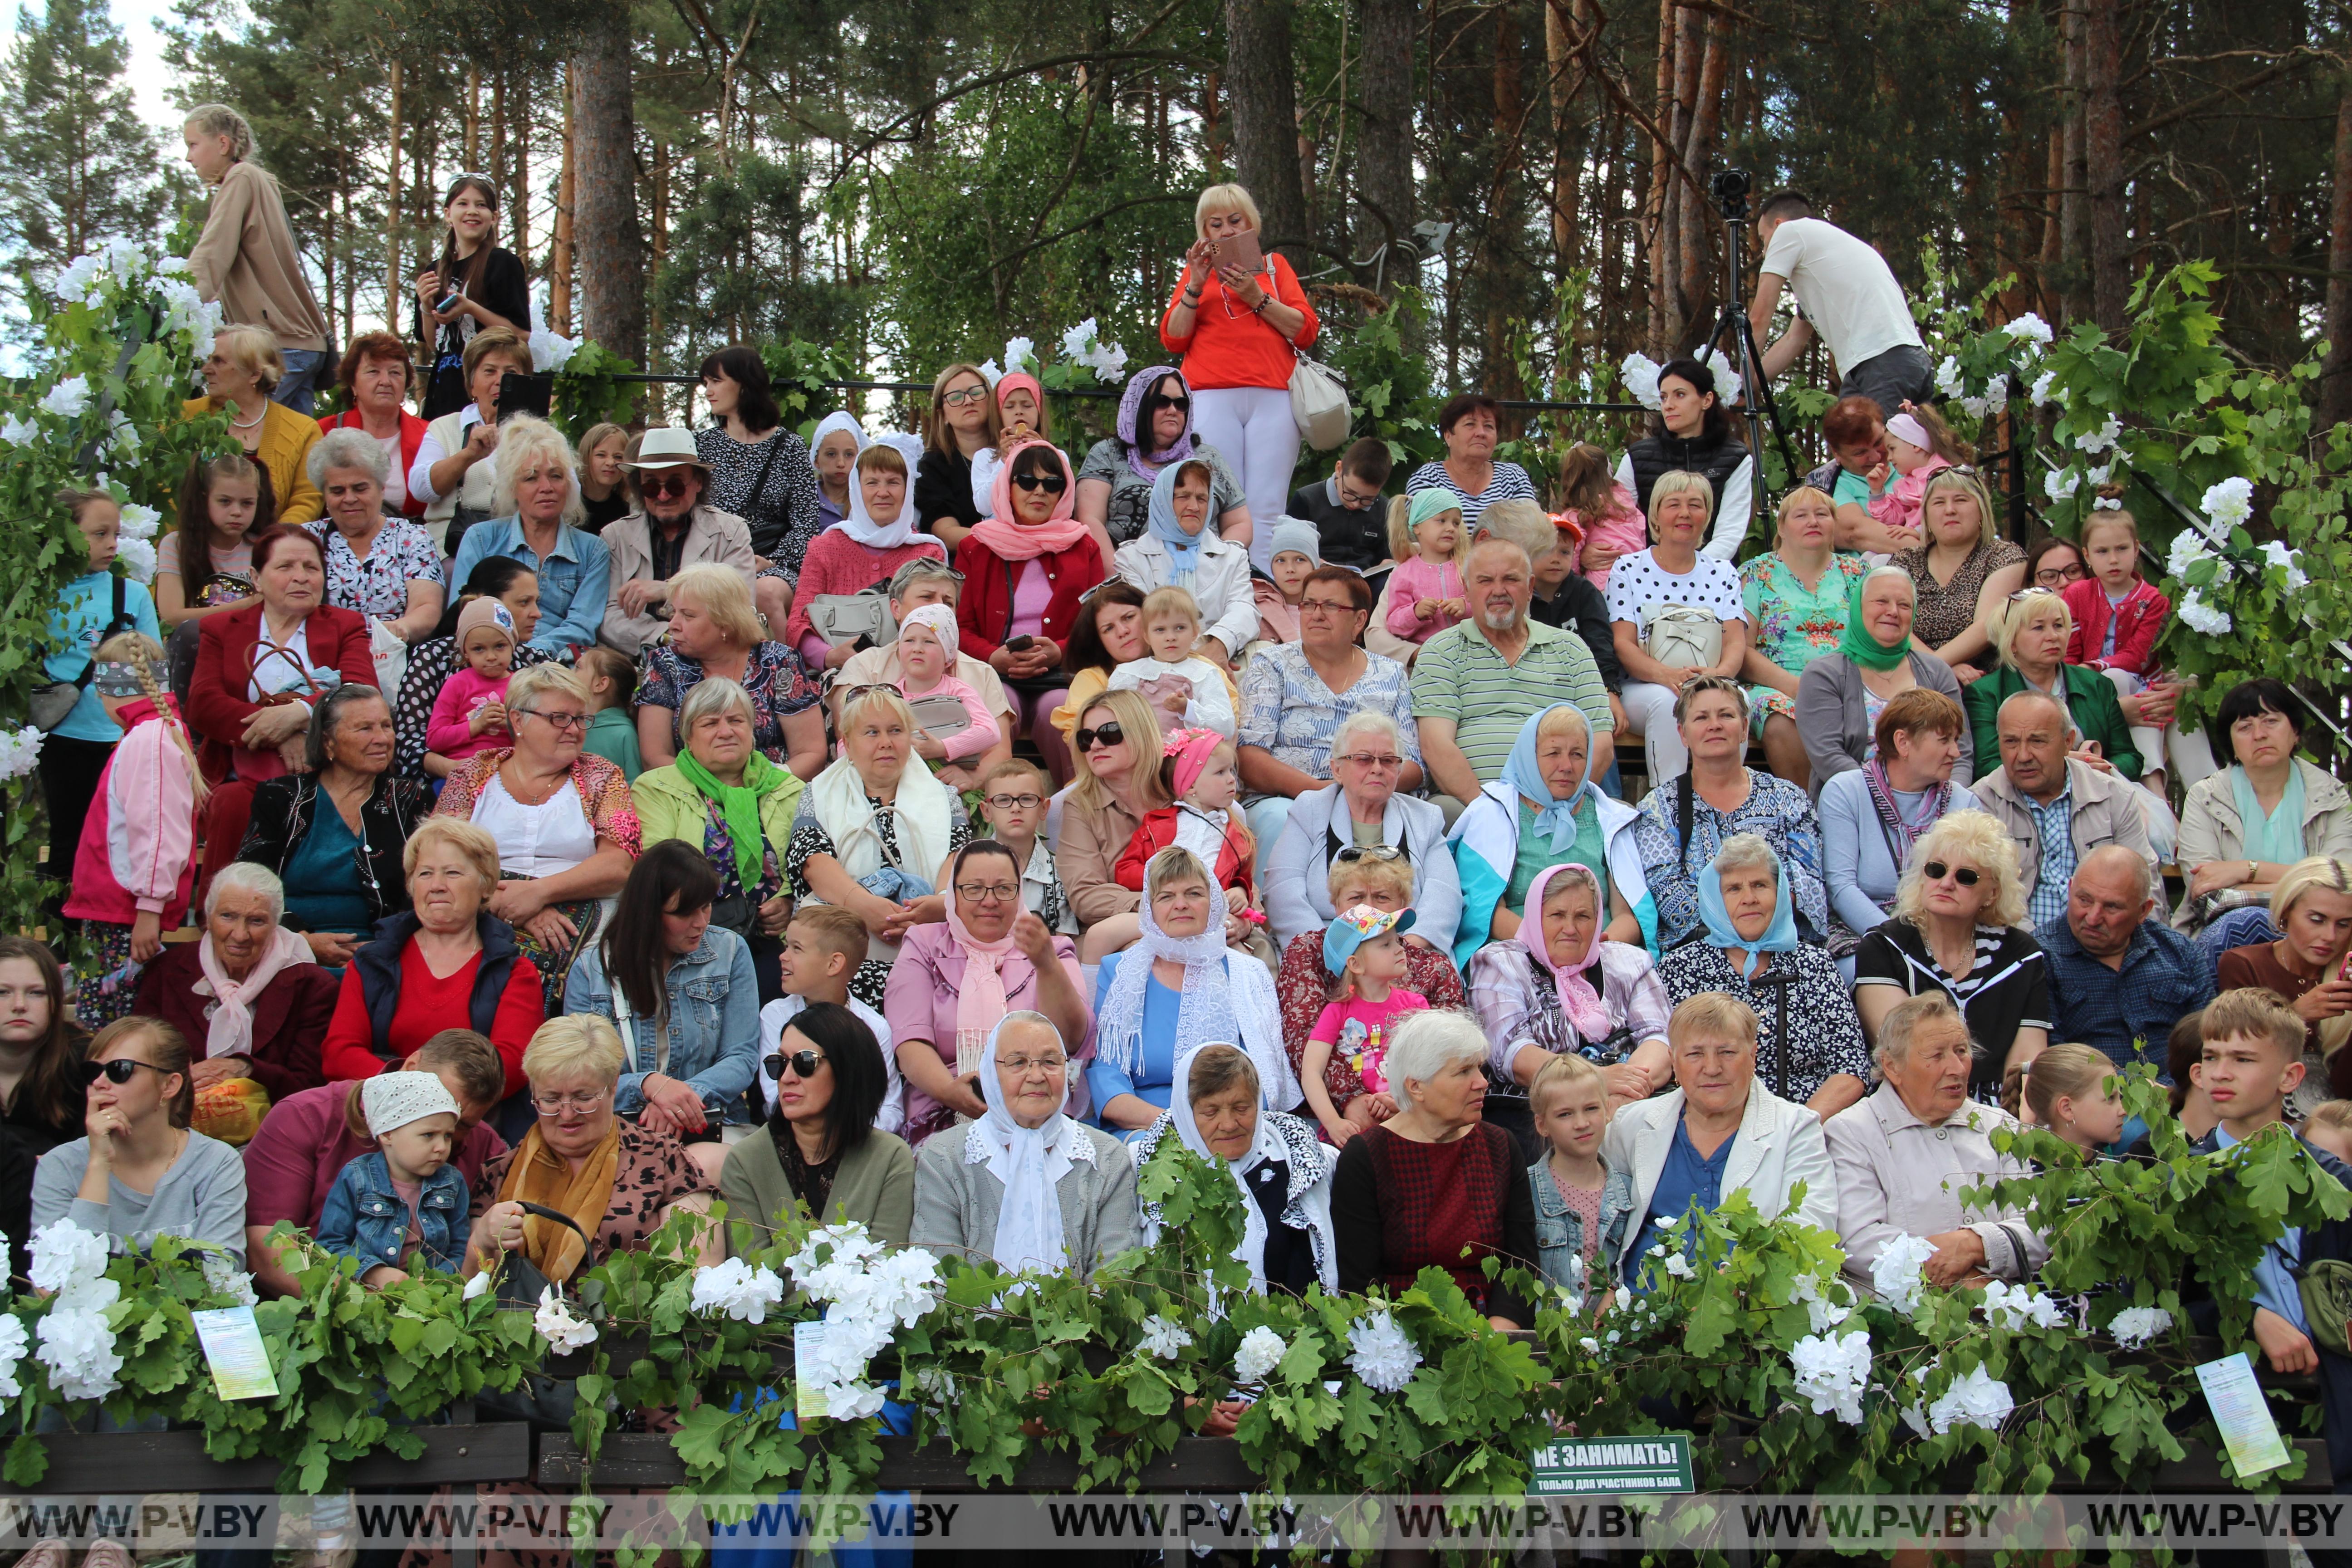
[0,0,180,321]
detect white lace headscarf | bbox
[1161,1042,1336,1292]
[970,1011,1074,1273]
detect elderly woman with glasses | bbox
[1853,809,2048,1104]
[1264,710,1456,952]
[303,426,445,642]
[431,665,642,1016]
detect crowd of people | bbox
[22,114,2352,1491]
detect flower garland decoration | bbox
[1234,1324,1286,1385]
[534,1285,598,1355]
[1788,1327,1872,1424]
[2108,1305,2175,1349]
[1870,1234,1938,1317]
[690,1257,786,1325]
[1345,1309,1422,1394]
[29,1221,122,1402]
[1138,1314,1193,1361]
[1905,1363,2016,1437]
[784,1222,942,1421]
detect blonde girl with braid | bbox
[64,633,210,1025]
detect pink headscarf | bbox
[995,372,1045,432]
[1163,726,1226,799]
[1519,862,1614,1041]
[970,440,1091,560]
[944,843,1021,1075]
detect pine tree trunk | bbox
[1646,0,1678,352]
[386,59,403,336]
[2059,0,2087,322]
[1487,0,1525,397]
[2321,67,2352,431]
[574,13,646,365]
[466,66,481,174]
[1545,0,1589,265]
[551,62,575,338]
[1225,0,1308,255]
[2084,0,2124,332]
[512,67,529,260]
[1356,0,1417,282]
[1673,10,1726,351]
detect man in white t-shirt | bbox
[1748,191,1931,418]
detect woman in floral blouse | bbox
[633,562,827,781]
[303,428,444,643]
[1740,485,1870,792]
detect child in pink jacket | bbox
[893,603,1001,793]
[1866,409,1957,536]
[64,632,205,1026]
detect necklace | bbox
[227,402,265,431]
[500,761,569,806]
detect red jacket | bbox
[2062,577,2169,676]
[318,409,429,519]
[1114,806,1256,907]
[953,534,1109,663]
[188,600,377,784]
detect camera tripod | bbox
[1694,169,1802,534]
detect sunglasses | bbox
[1152,397,1193,416]
[1334,844,1405,863]
[765,1049,828,1081]
[1011,473,1068,495]
[1074,721,1125,752]
[79,1058,167,1088]
[641,473,697,499]
[1922,861,1982,887]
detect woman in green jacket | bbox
[633,677,805,1001]
[1964,588,2142,778]
[719,1000,915,1249]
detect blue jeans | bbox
[272,349,326,415]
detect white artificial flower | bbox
[29,1222,108,1298]
[1086,338,1129,383]
[1979,1280,2065,1332]
[1792,1272,1852,1331]
[463,1270,491,1301]
[103,238,147,279]
[2261,540,2311,589]
[35,1291,121,1401]
[41,377,91,419]
[2108,1305,2174,1349]
[976,358,1004,387]
[2178,588,2233,637]
[2202,476,2255,531]
[2166,528,2230,586]
[1934,356,1965,399]
[1961,392,2001,420]
[1619,353,1663,412]
[1578,1336,1601,1354]
[1701,349,1742,407]
[1139,1314,1193,1361]
[1788,1328,1872,1425]
[534,1286,598,1354]
[1924,1364,2014,1434]
[2074,413,2123,456]
[1235,1325,1287,1385]
[1002,337,1037,375]
[48,255,103,305]
[529,328,579,375]
[1059,319,1100,363]
[106,411,140,460]
[154,255,190,279]
[116,503,160,542]
[1346,1310,1422,1394]
[1661,1251,1694,1280]
[1870,1234,1938,1315]
[783,1225,943,1420]
[200,1253,259,1307]
[114,538,156,584]
[2044,468,2079,504]
[2083,463,2112,488]
[0,415,37,446]
[690,1257,786,1325]
[0,728,44,783]
[2004,314,2053,353]
[2029,369,2061,407]
[0,1313,28,1399]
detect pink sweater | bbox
[1868,455,1952,535]
[426,666,513,760]
[899,674,1002,761]
[784,530,950,664]
[1568,483,1647,592]
[62,701,198,928]
[1385,556,1466,644]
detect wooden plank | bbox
[0,1425,532,1494]
[534,1434,1259,1492]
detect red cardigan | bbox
[318,409,429,519]
[131,945,341,1100]
[783,531,948,656]
[953,534,1109,663]
[2062,577,2170,676]
[1113,805,1256,906]
[188,600,377,784]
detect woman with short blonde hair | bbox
[183,324,324,524]
[1891,467,2024,679]
[634,560,826,779]
[449,411,612,654]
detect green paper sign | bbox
[1530,1435,1695,1495]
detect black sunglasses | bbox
[1074,721,1125,752]
[1921,861,1981,887]
[1011,473,1068,495]
[764,1050,828,1081]
[79,1058,167,1088]
[1334,844,1405,864]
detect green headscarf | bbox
[1836,566,1915,673]
[676,748,791,887]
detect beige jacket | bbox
[597,505,758,656]
[187,162,328,353]
[2173,758,2352,929]
[1971,758,2155,904]
[1057,790,1145,929]
[1823,1081,2047,1288]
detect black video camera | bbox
[1710,167,1752,218]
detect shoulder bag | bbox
[807,587,896,649]
[31,578,129,731]
[1289,348,1351,451]
[1642,603,1724,672]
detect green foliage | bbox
[1310,294,1441,483]
[550,341,641,441]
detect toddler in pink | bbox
[894,603,1000,792]
[1383,490,1468,646]
[1303,904,1429,1144]
[1556,441,1646,592]
[426,598,519,764]
[1866,409,1955,536]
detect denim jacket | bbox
[563,925,762,1123]
[316,1151,469,1274]
[1528,1158,1636,1303]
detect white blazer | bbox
[1600,1076,1838,1274]
[1113,533,1261,659]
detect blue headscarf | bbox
[1501,702,1593,853]
[1696,841,1799,979]
[1146,458,1211,588]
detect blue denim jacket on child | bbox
[562,924,762,1124]
[316,1151,470,1274]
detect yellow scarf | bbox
[492,1119,622,1284]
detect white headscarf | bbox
[1096,859,1303,1113]
[969,1013,1075,1273]
[1156,1042,1338,1292]
[827,415,926,551]
[810,411,868,465]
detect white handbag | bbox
[1642,604,1724,671]
[368,616,408,700]
[1288,349,1351,451]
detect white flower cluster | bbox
[1234,1324,1287,1385]
[0,728,45,783]
[1788,1328,1872,1425]
[2178,589,2233,637]
[2107,1305,2174,1349]
[0,1313,27,1401]
[527,295,580,374]
[2166,526,2230,587]
[2043,468,2079,504]
[1619,353,1662,411]
[2030,368,2064,408]
[1904,1364,2015,1437]
[2074,413,2124,457]
[1000,336,1036,378]
[2261,539,2310,590]
[42,377,91,420]
[1346,1309,1422,1394]
[534,1285,598,1354]
[114,539,157,584]
[29,1221,120,1401]
[200,1251,259,1307]
[690,1257,785,1325]
[2004,313,2054,354]
[1979,1280,2066,1332]
[1934,355,1965,400]
[1138,1313,1193,1361]
[784,1222,942,1421]
[1058,319,1130,384]
[1792,1271,1852,1332]
[1871,1234,1938,1316]
[2202,476,2255,533]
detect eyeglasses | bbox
[1298,598,1362,617]
[941,387,990,407]
[1334,844,1405,864]
[1011,473,1068,495]
[1333,752,1404,770]
[998,1054,1068,1076]
[1921,861,1982,887]
[984,793,1045,811]
[641,473,697,499]
[532,1087,610,1114]
[2034,564,2087,586]
[515,708,588,731]
[1074,721,1125,752]
[955,881,1021,903]
[764,1049,828,1081]
[79,1058,167,1088]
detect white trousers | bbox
[2101,666,2219,790]
[1192,383,1301,572]
[1620,680,1689,787]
